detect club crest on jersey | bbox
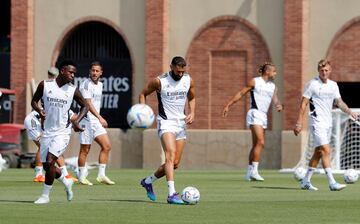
[48,90,52,95]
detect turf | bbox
[0,169,359,224]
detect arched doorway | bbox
[327,17,360,108]
[55,21,132,129]
[186,16,271,129]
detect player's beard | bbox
[170,71,182,81]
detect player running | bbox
[222,62,283,181]
[24,67,77,183]
[294,59,357,191]
[139,56,195,204]
[31,60,89,204]
[77,61,114,185]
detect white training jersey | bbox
[80,78,103,122]
[250,77,275,114]
[303,76,341,128]
[42,80,76,137]
[156,72,191,121]
[24,110,75,129]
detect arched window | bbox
[56,21,132,129]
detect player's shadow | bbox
[0,199,34,203]
[90,199,168,204]
[252,186,299,190]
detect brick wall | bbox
[144,0,169,117]
[327,17,360,82]
[10,0,34,124]
[283,0,309,130]
[186,16,271,129]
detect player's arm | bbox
[139,78,161,104]
[293,97,309,136]
[186,78,195,124]
[31,81,45,117]
[73,88,89,132]
[334,97,358,120]
[222,78,255,117]
[272,87,283,112]
[86,98,108,128]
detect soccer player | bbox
[222,62,283,181]
[293,59,357,191]
[31,60,89,204]
[139,56,195,204]
[77,61,114,185]
[24,67,77,183]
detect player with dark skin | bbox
[31,63,89,187]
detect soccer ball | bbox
[181,186,200,205]
[343,169,359,184]
[293,167,307,181]
[126,104,155,128]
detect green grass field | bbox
[0,169,359,224]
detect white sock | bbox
[79,166,88,180]
[35,166,43,176]
[145,174,158,184]
[252,162,259,173]
[42,184,52,197]
[167,181,176,196]
[57,173,70,186]
[60,166,69,176]
[304,167,316,182]
[98,164,106,177]
[325,167,336,185]
[246,165,253,176]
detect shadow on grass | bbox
[0,199,34,203]
[90,198,168,204]
[252,186,299,190]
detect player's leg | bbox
[78,119,94,185]
[247,125,265,181]
[34,153,61,204]
[35,135,74,204]
[33,140,45,182]
[78,144,93,185]
[300,149,320,191]
[301,126,327,191]
[94,133,114,185]
[166,138,186,204]
[56,156,78,182]
[173,139,185,170]
[318,144,346,191]
[160,133,184,204]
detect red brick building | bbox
[8,0,360,169]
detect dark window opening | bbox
[338,82,360,108]
[0,0,11,88]
[56,21,132,129]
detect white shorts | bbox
[79,119,107,144]
[39,134,70,162]
[246,109,268,129]
[24,115,42,141]
[311,126,332,148]
[157,119,186,140]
